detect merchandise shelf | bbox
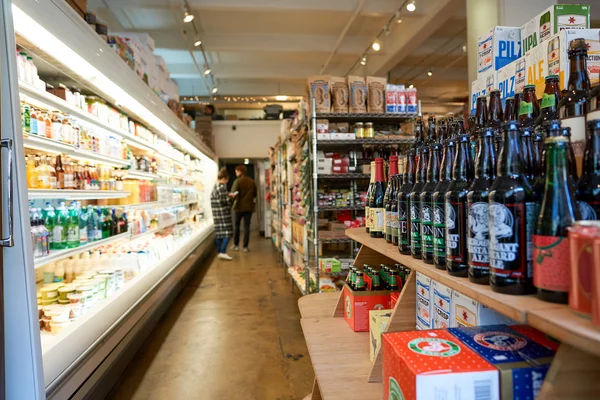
[120,199,198,210]
[290,269,307,296]
[318,237,352,244]
[123,170,159,180]
[156,169,179,178]
[317,173,369,180]
[314,112,414,122]
[318,205,364,211]
[317,137,414,146]
[28,189,130,200]
[34,231,131,269]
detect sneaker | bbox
[233,246,239,251]
[219,253,233,260]
[243,248,249,253]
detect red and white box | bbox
[342,284,389,332]
[432,280,454,329]
[383,330,500,400]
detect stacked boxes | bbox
[477,27,522,78]
[110,32,156,86]
[415,272,432,330]
[452,290,516,327]
[343,283,390,332]
[431,280,453,329]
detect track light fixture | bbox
[183,10,194,23]
[408,83,414,89]
[212,87,218,93]
[360,56,367,66]
[406,1,416,12]
[194,37,202,47]
[372,41,381,51]
[204,69,211,75]
[427,69,433,77]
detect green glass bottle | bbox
[52,202,68,250]
[66,201,80,248]
[101,207,113,239]
[42,202,55,250]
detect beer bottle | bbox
[467,128,497,285]
[437,117,447,143]
[420,143,441,264]
[559,38,591,174]
[370,158,386,238]
[365,161,375,233]
[513,92,523,121]
[535,75,561,127]
[355,271,366,291]
[521,127,536,184]
[433,137,456,270]
[589,79,600,122]
[347,266,356,288]
[414,118,425,149]
[519,85,540,128]
[398,150,416,254]
[425,116,437,146]
[503,97,515,124]
[489,121,538,295]
[410,146,429,258]
[576,119,600,220]
[534,135,581,303]
[371,270,382,291]
[475,96,488,130]
[532,126,546,195]
[445,133,474,277]
[384,156,399,243]
[55,155,65,190]
[388,270,400,291]
[561,127,579,183]
[488,89,503,131]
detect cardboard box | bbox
[497,60,516,106]
[449,325,555,400]
[383,330,500,400]
[415,272,432,330]
[515,57,527,93]
[111,32,156,53]
[452,291,518,327]
[369,309,392,362]
[317,158,333,174]
[521,4,591,53]
[510,324,560,351]
[470,76,488,114]
[66,0,86,18]
[477,26,522,78]
[390,291,400,309]
[319,258,342,274]
[432,280,453,329]
[343,284,390,332]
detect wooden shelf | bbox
[298,293,339,318]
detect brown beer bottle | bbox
[426,116,437,146]
[513,92,523,121]
[55,155,65,189]
[489,121,538,295]
[503,97,515,124]
[467,127,497,284]
[420,143,441,264]
[414,118,425,149]
[576,119,600,220]
[519,85,540,128]
[475,96,488,130]
[488,90,503,130]
[410,146,429,258]
[521,127,536,184]
[384,156,399,243]
[535,75,561,127]
[370,158,386,238]
[365,161,375,233]
[398,149,416,254]
[437,117,447,143]
[561,126,579,182]
[433,136,456,270]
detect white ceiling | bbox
[90,0,468,111]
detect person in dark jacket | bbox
[230,165,257,252]
[211,168,235,260]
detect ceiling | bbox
[89,0,468,113]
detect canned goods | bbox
[568,221,600,317]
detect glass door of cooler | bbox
[0,1,45,399]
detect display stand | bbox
[300,227,600,400]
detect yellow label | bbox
[371,208,385,232]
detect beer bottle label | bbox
[446,201,466,263]
[390,211,399,242]
[467,202,491,269]
[433,200,446,260]
[519,101,533,116]
[577,200,599,220]
[372,274,381,288]
[384,210,390,234]
[399,200,410,246]
[410,201,421,250]
[365,206,371,229]
[533,235,570,292]
[540,93,555,109]
[371,208,385,233]
[355,277,365,289]
[420,203,434,254]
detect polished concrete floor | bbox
[108,234,315,400]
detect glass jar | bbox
[355,122,364,138]
[365,122,374,138]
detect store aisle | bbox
[108,234,314,400]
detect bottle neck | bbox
[498,129,524,177]
[544,141,574,209]
[388,158,399,177]
[370,163,375,183]
[453,137,474,181]
[475,101,488,127]
[427,147,440,182]
[475,134,497,180]
[488,95,503,124]
[417,149,429,183]
[583,128,600,176]
[404,154,416,185]
[440,142,455,181]
[374,161,385,182]
[568,55,591,91]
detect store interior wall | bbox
[213,121,280,159]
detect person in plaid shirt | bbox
[211,168,235,260]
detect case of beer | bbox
[342,283,390,332]
[477,27,522,78]
[383,330,500,400]
[452,290,517,327]
[521,4,590,53]
[431,280,453,329]
[497,61,516,107]
[509,324,560,351]
[448,325,555,400]
[416,272,432,330]
[369,309,392,362]
[470,77,489,114]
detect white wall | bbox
[213,120,280,159]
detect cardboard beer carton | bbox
[449,325,555,400]
[514,56,527,93]
[452,291,517,327]
[497,61,516,107]
[343,283,390,332]
[319,258,341,274]
[383,330,500,400]
[415,272,432,330]
[477,26,522,78]
[369,309,392,362]
[546,29,600,90]
[521,4,591,53]
[510,324,560,351]
[432,280,453,329]
[470,75,490,114]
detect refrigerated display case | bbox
[0,1,217,399]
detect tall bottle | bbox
[52,202,68,250]
[503,97,515,124]
[425,116,437,146]
[413,118,425,149]
[561,126,579,183]
[489,121,538,295]
[79,203,89,245]
[535,75,561,127]
[369,158,386,238]
[559,38,590,174]
[385,156,399,243]
[410,146,429,258]
[474,96,488,130]
[66,202,80,248]
[398,150,416,254]
[577,119,600,220]
[420,143,441,264]
[365,161,375,233]
[55,155,65,189]
[519,85,540,127]
[437,118,447,143]
[467,128,497,284]
[513,92,523,121]
[86,205,97,241]
[445,133,474,276]
[521,127,536,184]
[433,137,455,270]
[42,202,55,251]
[101,207,113,239]
[488,89,503,131]
[534,135,580,303]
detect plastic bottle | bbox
[66,201,80,248]
[17,52,26,82]
[37,208,50,257]
[52,202,68,250]
[79,203,89,245]
[26,56,36,85]
[42,203,55,250]
[64,259,74,283]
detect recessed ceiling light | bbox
[275,95,288,101]
[183,11,194,23]
[372,41,381,51]
[244,158,249,165]
[462,44,467,53]
[406,1,416,12]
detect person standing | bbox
[211,168,234,260]
[231,165,257,252]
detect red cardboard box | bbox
[343,284,390,332]
[510,324,560,351]
[390,291,401,309]
[383,330,500,400]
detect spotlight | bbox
[384,24,392,36]
[408,83,414,89]
[183,11,194,23]
[360,56,367,66]
[212,87,218,93]
[244,158,250,165]
[462,44,467,53]
[204,69,211,75]
[372,41,381,51]
[194,38,201,47]
[427,69,433,77]
[406,1,416,12]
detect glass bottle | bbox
[420,143,441,264]
[365,161,375,233]
[513,92,523,121]
[561,126,579,183]
[576,119,600,220]
[101,207,113,239]
[410,146,429,258]
[398,149,416,254]
[390,174,401,246]
[413,118,425,150]
[385,155,399,243]
[436,117,447,144]
[519,85,540,127]
[521,127,536,184]
[66,202,80,248]
[488,89,503,131]
[433,137,455,270]
[534,135,580,303]
[79,203,89,245]
[467,128,497,284]
[535,75,561,127]
[369,158,386,238]
[42,202,55,251]
[52,202,68,250]
[425,116,437,146]
[87,205,97,242]
[475,96,488,130]
[489,121,538,295]
[55,155,65,190]
[503,97,515,124]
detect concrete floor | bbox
[107,234,315,400]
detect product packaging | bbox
[330,76,349,113]
[432,280,453,329]
[406,88,418,114]
[510,324,560,351]
[348,76,367,113]
[397,85,407,114]
[367,76,386,114]
[452,291,517,327]
[497,60,516,106]
[477,26,522,78]
[319,258,342,274]
[383,330,500,400]
[415,272,432,330]
[449,325,555,400]
[521,4,591,53]
[307,76,331,113]
[343,283,390,332]
[316,119,329,137]
[369,309,392,362]
[470,77,488,114]
[386,84,397,113]
[390,291,400,309]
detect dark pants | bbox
[234,211,252,248]
[216,237,230,253]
